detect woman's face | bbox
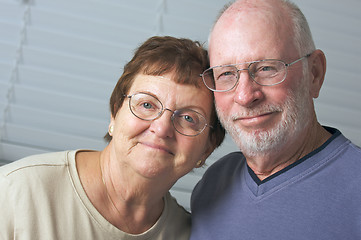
[109,73,214,183]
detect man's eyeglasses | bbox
[125,92,212,136]
[200,54,311,92]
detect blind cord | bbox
[0,3,31,142]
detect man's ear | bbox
[308,49,327,98]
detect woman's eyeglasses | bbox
[125,92,212,136]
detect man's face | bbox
[209,8,313,157]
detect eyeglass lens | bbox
[203,60,288,91]
[128,93,207,136]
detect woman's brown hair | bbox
[104,36,225,149]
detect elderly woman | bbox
[0,36,225,239]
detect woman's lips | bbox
[140,142,174,155]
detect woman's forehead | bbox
[129,74,213,110]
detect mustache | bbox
[227,104,283,120]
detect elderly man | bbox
[190,0,361,239]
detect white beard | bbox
[217,80,312,157]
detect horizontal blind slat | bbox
[0,141,48,164]
[26,27,134,63]
[13,84,109,119]
[22,47,120,80]
[30,8,154,45]
[4,123,107,151]
[8,104,108,138]
[18,66,115,99]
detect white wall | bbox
[0,0,360,210]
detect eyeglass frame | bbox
[200,53,312,92]
[124,92,213,137]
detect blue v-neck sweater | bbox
[190,127,361,240]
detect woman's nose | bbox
[148,109,175,138]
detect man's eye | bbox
[260,66,275,71]
[221,71,234,76]
[254,65,278,77]
[221,70,236,76]
[217,71,236,81]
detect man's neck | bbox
[246,123,332,181]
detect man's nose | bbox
[233,70,264,107]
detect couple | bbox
[1,0,360,239]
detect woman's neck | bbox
[76,149,165,234]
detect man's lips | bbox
[140,142,174,155]
[239,112,273,120]
[235,112,275,125]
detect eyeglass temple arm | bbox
[286,53,312,67]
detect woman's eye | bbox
[142,102,153,109]
[179,113,200,126]
[183,115,194,123]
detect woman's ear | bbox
[108,115,116,136]
[308,49,327,98]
